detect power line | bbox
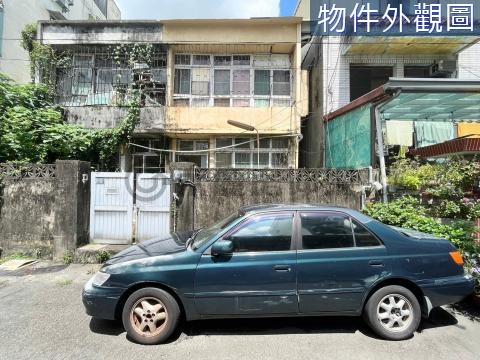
[1,37,480,45]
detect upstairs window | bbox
[214,70,230,95]
[173,53,292,108]
[254,70,271,96]
[174,69,191,94]
[273,70,291,96]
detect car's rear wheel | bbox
[122,287,180,345]
[364,285,421,340]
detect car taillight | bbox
[449,251,464,266]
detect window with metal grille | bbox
[215,137,290,169]
[172,54,292,108]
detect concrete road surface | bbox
[0,263,479,360]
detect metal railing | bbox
[194,168,369,184]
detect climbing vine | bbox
[12,25,147,170]
[21,23,71,86]
[0,73,141,169]
[112,43,154,67]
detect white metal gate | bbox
[90,172,134,245]
[135,173,171,242]
[90,172,171,245]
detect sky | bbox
[115,0,298,19]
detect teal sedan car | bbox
[83,204,474,344]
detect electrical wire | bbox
[129,133,302,154]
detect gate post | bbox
[53,160,91,260]
[170,162,196,233]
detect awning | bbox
[410,136,480,158]
[324,78,480,123]
[380,92,480,121]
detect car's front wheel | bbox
[122,287,180,345]
[364,285,421,340]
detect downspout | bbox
[373,89,402,203]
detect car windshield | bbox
[191,211,243,250]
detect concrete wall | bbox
[301,42,324,168]
[166,106,297,135]
[172,164,373,230]
[0,178,56,257]
[40,22,163,45]
[194,181,366,228]
[458,42,480,80]
[65,106,166,133]
[0,0,120,83]
[53,161,91,257]
[0,161,91,259]
[163,19,299,45]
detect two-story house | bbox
[37,17,309,172]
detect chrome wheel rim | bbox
[130,297,168,337]
[376,294,413,333]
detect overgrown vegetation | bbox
[0,73,140,169]
[21,23,70,86]
[388,158,480,219]
[389,157,480,195]
[62,251,74,265]
[364,197,478,253]
[96,250,111,264]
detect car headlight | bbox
[92,271,111,287]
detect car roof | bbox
[241,203,353,214]
[239,204,374,223]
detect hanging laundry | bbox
[457,123,480,138]
[385,120,414,146]
[415,121,455,148]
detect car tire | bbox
[364,285,421,341]
[122,287,181,345]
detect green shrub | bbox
[63,251,74,265]
[96,250,111,264]
[364,197,478,253]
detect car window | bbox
[226,213,293,252]
[192,211,243,250]
[352,219,382,247]
[300,212,354,249]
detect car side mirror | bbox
[211,240,233,257]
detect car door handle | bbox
[369,260,384,267]
[274,265,291,272]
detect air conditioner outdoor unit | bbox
[429,60,457,78]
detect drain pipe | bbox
[374,90,402,203]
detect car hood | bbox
[102,231,193,267]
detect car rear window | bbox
[352,219,382,247]
[300,212,354,249]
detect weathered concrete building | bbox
[38,18,309,172]
[0,0,121,83]
[295,0,480,168]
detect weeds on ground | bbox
[62,251,74,265]
[0,252,31,265]
[56,279,73,287]
[96,250,111,264]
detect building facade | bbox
[0,0,121,83]
[38,18,309,171]
[295,0,480,168]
